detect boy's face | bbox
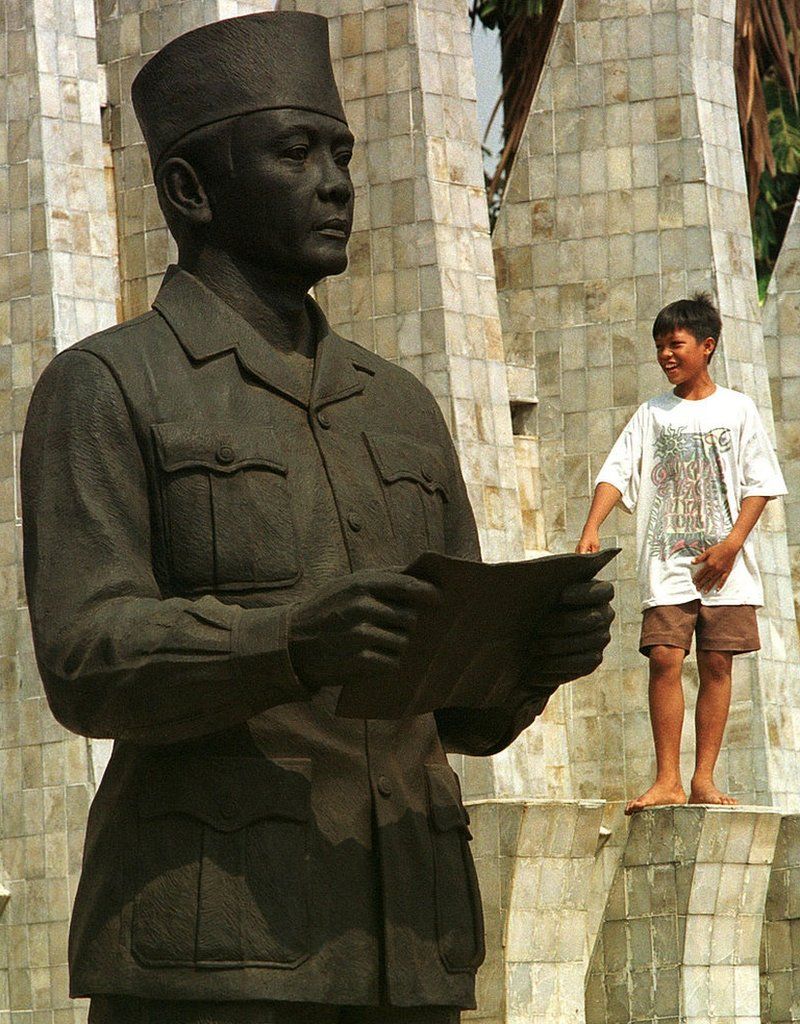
[654,328,715,387]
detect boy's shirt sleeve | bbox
[739,398,788,499]
[594,405,645,513]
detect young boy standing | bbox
[577,293,786,814]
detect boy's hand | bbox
[575,527,600,553]
[692,539,739,592]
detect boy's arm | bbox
[576,482,624,553]
[577,405,646,552]
[692,495,768,593]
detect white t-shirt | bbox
[596,386,787,609]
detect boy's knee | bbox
[647,644,685,673]
[698,649,733,678]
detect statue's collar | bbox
[152,266,371,408]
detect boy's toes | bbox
[624,782,687,815]
[688,782,738,806]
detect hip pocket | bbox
[424,763,485,972]
[132,756,311,968]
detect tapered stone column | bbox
[280,0,525,564]
[1,0,119,1019]
[94,0,275,317]
[492,0,800,809]
[279,0,575,803]
[763,203,800,625]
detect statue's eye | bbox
[335,150,353,168]
[284,145,309,161]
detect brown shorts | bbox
[639,601,760,656]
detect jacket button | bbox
[317,411,331,429]
[347,512,362,532]
[377,775,392,797]
[216,444,235,465]
[219,793,238,819]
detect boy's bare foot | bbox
[624,782,687,815]
[688,779,738,806]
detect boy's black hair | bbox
[652,291,722,360]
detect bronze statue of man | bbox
[21,12,613,1023]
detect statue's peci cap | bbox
[132,11,346,170]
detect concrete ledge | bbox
[587,805,782,1024]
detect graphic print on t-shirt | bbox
[646,424,733,561]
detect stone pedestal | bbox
[588,806,782,1024]
[760,814,800,1024]
[466,799,608,1024]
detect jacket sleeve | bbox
[21,349,310,745]
[429,403,556,756]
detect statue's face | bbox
[210,107,355,286]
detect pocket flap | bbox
[425,764,471,833]
[365,433,450,499]
[152,421,287,476]
[140,756,311,832]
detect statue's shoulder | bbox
[331,329,438,403]
[72,309,172,362]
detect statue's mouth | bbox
[316,218,350,239]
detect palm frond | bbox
[735,0,800,216]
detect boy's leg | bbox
[689,603,759,805]
[690,649,736,805]
[625,644,688,815]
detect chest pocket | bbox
[152,421,300,594]
[366,433,450,560]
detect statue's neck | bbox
[181,250,316,358]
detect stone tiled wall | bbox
[587,805,781,1024]
[491,0,800,810]
[760,814,800,1024]
[763,202,800,625]
[1,0,119,1019]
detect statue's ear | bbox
[158,157,212,226]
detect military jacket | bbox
[21,268,551,1008]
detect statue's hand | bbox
[524,580,615,690]
[287,570,441,691]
